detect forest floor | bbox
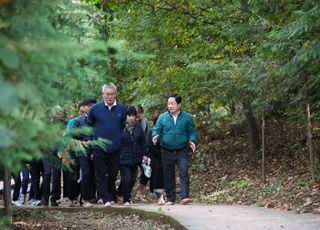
[186,129,320,215]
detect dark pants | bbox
[12,173,21,201]
[65,158,80,201]
[50,164,62,203]
[161,148,189,202]
[21,167,31,196]
[120,165,138,203]
[42,158,52,203]
[150,155,164,192]
[78,156,92,200]
[94,151,120,203]
[30,159,43,200]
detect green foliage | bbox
[0,0,113,172]
[99,0,320,144]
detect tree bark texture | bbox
[262,115,266,184]
[306,101,316,184]
[242,98,260,159]
[4,167,12,225]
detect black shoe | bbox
[42,200,49,206]
[51,200,59,207]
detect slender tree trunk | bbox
[242,98,260,159]
[306,101,316,184]
[4,167,12,226]
[262,115,266,184]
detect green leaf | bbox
[0,47,20,69]
[0,124,16,147]
[0,82,20,111]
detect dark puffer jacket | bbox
[120,123,148,166]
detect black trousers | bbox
[120,164,138,203]
[30,159,43,200]
[161,148,189,202]
[94,151,120,203]
[42,158,52,203]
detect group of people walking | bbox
[12,83,197,207]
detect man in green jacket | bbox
[152,93,197,205]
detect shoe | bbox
[12,200,23,207]
[51,201,59,207]
[181,198,192,205]
[124,202,131,206]
[29,199,42,206]
[104,202,111,207]
[59,197,69,203]
[165,201,174,205]
[82,200,93,208]
[97,199,104,204]
[19,194,26,205]
[41,200,49,206]
[28,199,36,205]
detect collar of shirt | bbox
[104,100,117,110]
[171,110,181,125]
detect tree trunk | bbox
[242,98,260,159]
[4,167,12,226]
[306,101,316,184]
[262,115,266,184]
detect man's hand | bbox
[152,135,159,145]
[189,141,196,153]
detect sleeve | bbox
[139,126,148,157]
[147,129,161,157]
[187,114,197,144]
[152,114,162,138]
[87,107,95,126]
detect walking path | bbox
[131,203,320,230]
[2,176,320,230]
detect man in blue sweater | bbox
[88,83,127,207]
[152,93,197,205]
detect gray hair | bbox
[102,83,117,93]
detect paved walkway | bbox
[131,203,320,230]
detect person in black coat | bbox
[147,110,165,205]
[120,106,148,206]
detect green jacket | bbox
[152,110,197,150]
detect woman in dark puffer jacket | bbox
[120,106,148,206]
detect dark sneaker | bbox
[51,200,59,207]
[41,200,49,206]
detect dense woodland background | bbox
[0,0,320,221]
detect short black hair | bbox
[126,106,137,116]
[82,98,97,107]
[168,93,182,104]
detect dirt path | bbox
[131,204,320,230]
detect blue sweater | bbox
[88,101,127,153]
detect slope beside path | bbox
[132,203,320,230]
